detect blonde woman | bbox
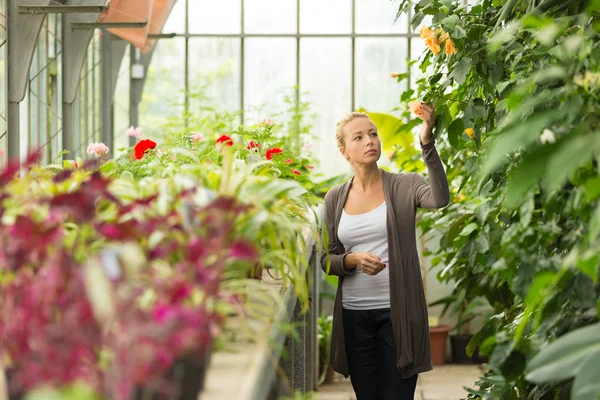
[320,105,449,399]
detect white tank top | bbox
[338,202,390,310]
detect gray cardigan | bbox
[320,138,450,379]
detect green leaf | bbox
[571,350,600,400]
[449,59,472,85]
[520,195,534,228]
[524,271,554,307]
[525,322,600,384]
[447,213,473,243]
[448,118,464,148]
[480,110,564,178]
[584,176,600,201]
[441,14,460,30]
[547,133,599,192]
[460,222,478,236]
[590,204,600,241]
[577,250,598,284]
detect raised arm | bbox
[414,137,450,208]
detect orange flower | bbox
[465,128,475,139]
[408,101,426,118]
[390,72,400,78]
[445,39,456,55]
[425,37,441,54]
[439,31,450,43]
[419,26,435,40]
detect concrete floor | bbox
[316,365,483,400]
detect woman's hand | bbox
[409,101,436,144]
[344,252,386,276]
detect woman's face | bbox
[340,117,381,165]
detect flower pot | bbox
[134,343,213,400]
[429,325,451,365]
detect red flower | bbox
[306,165,314,170]
[291,169,301,175]
[265,147,283,160]
[285,159,293,164]
[134,139,157,160]
[216,135,234,146]
[247,141,260,150]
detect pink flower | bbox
[303,143,313,150]
[285,159,293,164]
[260,118,275,126]
[229,240,258,260]
[291,169,301,175]
[86,142,110,157]
[190,132,205,143]
[126,126,143,138]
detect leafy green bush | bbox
[394,0,600,398]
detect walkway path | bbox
[316,365,483,400]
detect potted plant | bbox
[429,290,487,364]
[317,315,335,385]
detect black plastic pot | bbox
[135,344,213,400]
[450,334,481,364]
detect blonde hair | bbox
[335,112,370,150]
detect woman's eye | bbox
[354,136,361,141]
[370,132,378,137]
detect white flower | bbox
[260,118,275,126]
[86,142,110,157]
[190,132,206,142]
[540,129,556,144]
[126,126,143,138]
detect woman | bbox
[320,104,449,400]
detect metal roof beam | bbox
[19,5,108,14]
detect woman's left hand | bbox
[418,103,435,145]
[409,101,436,144]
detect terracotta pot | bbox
[429,325,451,365]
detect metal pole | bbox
[129,44,138,147]
[101,29,113,152]
[240,0,245,125]
[62,21,74,158]
[6,0,19,160]
[351,0,356,112]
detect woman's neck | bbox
[352,163,381,192]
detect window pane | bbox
[162,0,186,34]
[244,0,296,34]
[355,38,408,113]
[114,46,131,158]
[139,38,185,137]
[244,38,296,123]
[410,37,429,92]
[188,38,241,116]
[189,0,241,34]
[300,0,351,34]
[300,38,351,177]
[356,0,408,34]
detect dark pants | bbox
[342,308,418,400]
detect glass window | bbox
[355,38,408,113]
[243,38,296,123]
[188,38,241,114]
[189,0,241,34]
[139,38,185,138]
[300,38,351,176]
[114,46,131,158]
[355,0,408,34]
[162,0,186,34]
[244,0,296,34]
[300,0,352,34]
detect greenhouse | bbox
[0,0,599,399]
